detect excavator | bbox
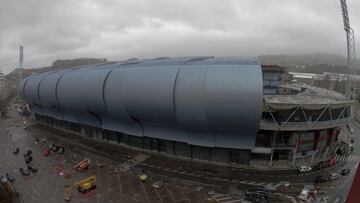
[64,175,97,201]
[74,175,97,194]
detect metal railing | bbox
[260,117,351,131]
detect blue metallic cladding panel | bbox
[38,69,71,120]
[174,65,214,146]
[103,67,144,136]
[19,77,29,100]
[21,57,263,150]
[121,66,178,122]
[56,68,103,127]
[204,65,262,149]
[23,73,47,105]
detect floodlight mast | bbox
[340,0,356,99]
[18,46,24,83]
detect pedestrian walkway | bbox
[119,153,150,173]
[119,162,132,172]
[335,154,360,162]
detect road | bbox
[324,121,360,202]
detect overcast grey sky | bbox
[0,0,359,73]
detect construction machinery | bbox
[73,175,97,194]
[73,158,90,172]
[139,173,148,182]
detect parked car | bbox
[6,173,15,182]
[13,147,19,155]
[326,158,336,167]
[264,184,277,192]
[27,165,38,173]
[328,172,341,181]
[19,168,30,176]
[23,148,32,157]
[57,147,65,154]
[315,175,329,183]
[350,128,354,134]
[298,165,312,173]
[24,156,33,164]
[297,188,310,201]
[316,161,328,170]
[320,196,330,202]
[43,148,51,156]
[341,168,350,176]
[50,144,59,152]
[349,144,354,152]
[336,147,346,156]
[334,195,344,203]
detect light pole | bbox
[340,0,357,99]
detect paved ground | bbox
[320,121,360,202]
[0,114,218,202]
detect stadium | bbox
[19,56,355,167]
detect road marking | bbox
[337,155,347,162]
[221,199,242,203]
[345,155,350,162]
[217,197,233,201]
[350,155,355,161]
[341,156,347,162]
[211,193,243,203]
[353,155,359,161]
[213,194,225,198]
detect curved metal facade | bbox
[20,57,263,150]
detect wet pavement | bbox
[0,115,216,202]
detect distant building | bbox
[290,71,360,98]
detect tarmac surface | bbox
[0,107,217,203]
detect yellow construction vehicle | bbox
[73,175,97,194]
[139,173,148,182]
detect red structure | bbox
[346,165,360,202]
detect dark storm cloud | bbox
[0,0,359,73]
